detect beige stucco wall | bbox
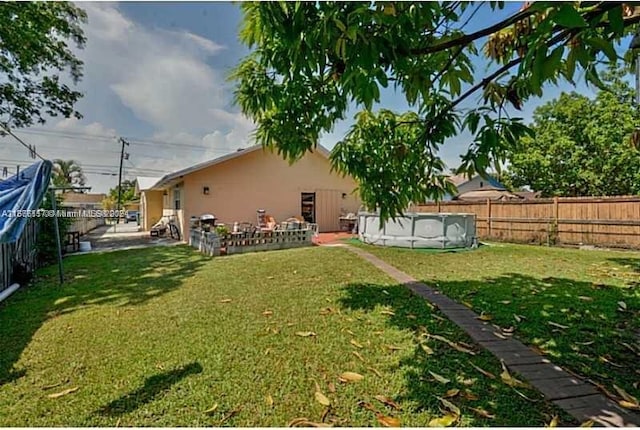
[163,148,359,237]
[140,190,164,231]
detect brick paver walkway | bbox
[344,245,640,427]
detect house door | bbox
[301,192,316,223]
[316,189,341,232]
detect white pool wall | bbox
[358,212,476,249]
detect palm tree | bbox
[52,159,86,191]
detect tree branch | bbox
[410,5,539,56]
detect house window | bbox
[174,188,181,210]
[480,181,484,188]
[203,186,210,195]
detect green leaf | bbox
[608,6,624,35]
[333,17,346,33]
[586,38,618,62]
[552,4,588,28]
[543,46,564,80]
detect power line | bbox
[0,124,46,161]
[14,128,244,152]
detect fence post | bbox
[486,198,492,238]
[437,201,441,213]
[553,196,559,245]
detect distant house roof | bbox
[446,173,506,190]
[135,176,162,192]
[62,192,106,205]
[149,144,332,190]
[514,190,542,199]
[455,189,523,201]
[447,174,471,187]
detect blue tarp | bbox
[0,160,53,244]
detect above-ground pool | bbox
[358,212,477,249]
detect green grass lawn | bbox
[0,245,570,426]
[353,241,640,404]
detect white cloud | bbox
[0,3,256,194]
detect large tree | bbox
[52,159,86,190]
[233,2,640,219]
[0,2,86,130]
[505,66,640,197]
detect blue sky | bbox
[0,2,621,193]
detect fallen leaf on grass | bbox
[380,310,395,316]
[500,362,527,388]
[478,313,493,321]
[219,407,242,424]
[575,340,595,346]
[428,413,457,427]
[546,415,558,427]
[470,407,495,419]
[219,299,232,303]
[420,343,435,355]
[47,387,79,399]
[288,418,332,427]
[41,381,65,390]
[296,331,317,337]
[376,415,400,427]
[439,398,460,416]
[328,382,336,393]
[315,391,331,406]
[266,395,274,407]
[514,314,524,323]
[580,420,594,427]
[352,351,366,362]
[462,390,479,401]
[262,310,273,316]
[578,296,593,302]
[469,362,496,379]
[599,356,623,368]
[613,384,640,409]
[319,307,334,315]
[548,321,569,330]
[443,389,460,398]
[618,301,627,311]
[499,300,511,305]
[350,339,363,348]
[386,345,402,351]
[407,314,417,320]
[367,367,383,378]
[462,301,474,308]
[357,401,378,413]
[204,403,219,414]
[429,371,450,384]
[338,372,363,382]
[429,334,475,355]
[374,395,401,410]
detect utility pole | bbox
[116,137,129,229]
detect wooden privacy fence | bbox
[411,195,640,249]
[0,220,38,294]
[189,228,314,256]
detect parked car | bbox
[125,210,139,223]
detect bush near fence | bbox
[411,195,640,249]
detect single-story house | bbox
[62,192,107,209]
[135,145,360,238]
